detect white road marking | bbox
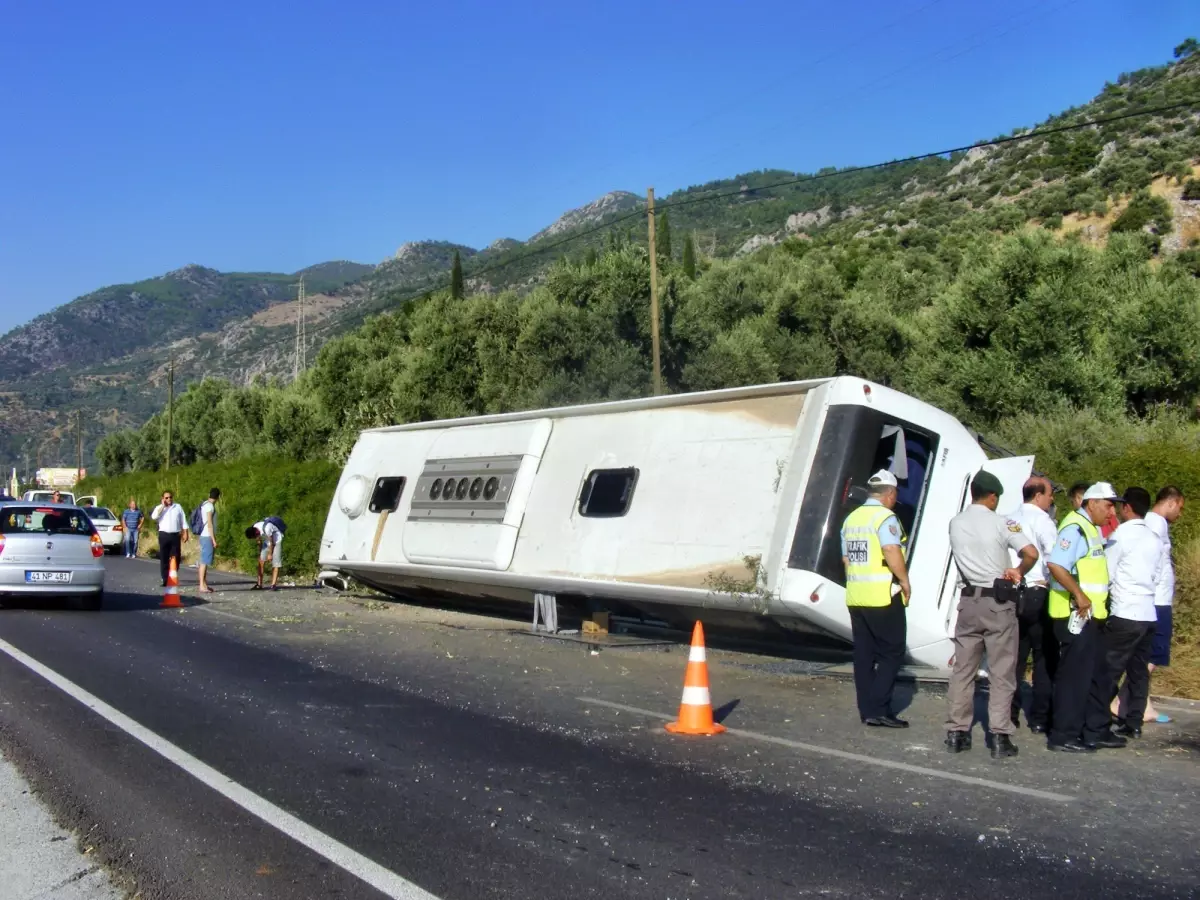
[0,637,442,900]
[579,697,1073,803]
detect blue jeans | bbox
[123,529,139,557]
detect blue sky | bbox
[0,0,1194,333]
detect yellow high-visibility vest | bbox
[1048,510,1109,620]
[841,504,907,608]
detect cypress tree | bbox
[658,212,673,260]
[682,231,697,279]
[585,247,598,267]
[450,250,464,300]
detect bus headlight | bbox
[338,475,370,518]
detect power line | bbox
[136,95,1200,385]
[657,98,1200,213]
[542,0,954,202]
[388,95,1200,306]
[687,0,1083,176]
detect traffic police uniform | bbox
[1046,483,1117,751]
[840,470,908,726]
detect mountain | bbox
[529,191,644,242]
[0,263,373,383]
[4,44,1200,474]
[0,262,372,470]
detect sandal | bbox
[1155,713,1173,724]
[250,584,262,591]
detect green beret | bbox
[972,470,1005,498]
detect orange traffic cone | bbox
[161,556,182,608]
[665,622,725,735]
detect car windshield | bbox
[1,506,96,536]
[86,507,116,520]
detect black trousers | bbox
[1085,616,1157,738]
[1012,587,1057,728]
[848,595,907,720]
[1049,616,1098,746]
[158,531,182,585]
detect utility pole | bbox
[76,410,83,483]
[166,355,175,471]
[294,275,307,378]
[646,187,663,396]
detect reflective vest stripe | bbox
[1048,511,1110,620]
[842,505,906,608]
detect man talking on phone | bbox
[151,490,188,587]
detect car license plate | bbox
[26,571,71,584]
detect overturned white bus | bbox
[318,377,1032,671]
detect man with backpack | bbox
[193,488,220,593]
[246,516,286,591]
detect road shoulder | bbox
[0,749,124,900]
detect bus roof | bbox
[365,378,835,435]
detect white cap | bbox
[1081,482,1120,502]
[867,470,898,488]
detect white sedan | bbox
[0,502,105,610]
[84,506,125,553]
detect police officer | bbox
[945,471,1038,759]
[1045,482,1122,752]
[841,470,911,728]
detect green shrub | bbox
[1111,190,1173,235]
[77,457,339,577]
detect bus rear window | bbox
[787,406,937,585]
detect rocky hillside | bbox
[0,262,373,383]
[5,44,1199,474]
[530,191,644,241]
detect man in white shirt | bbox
[1125,485,1185,726]
[246,518,284,591]
[150,490,189,587]
[1083,487,1161,743]
[1009,476,1059,734]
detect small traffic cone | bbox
[161,556,182,608]
[665,622,725,735]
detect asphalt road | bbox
[0,559,1197,899]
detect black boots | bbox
[990,734,1019,759]
[945,731,971,753]
[946,731,1018,758]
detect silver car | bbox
[0,502,105,609]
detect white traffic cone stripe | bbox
[688,645,707,663]
[680,685,711,706]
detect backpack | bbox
[190,502,209,535]
[264,515,287,536]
